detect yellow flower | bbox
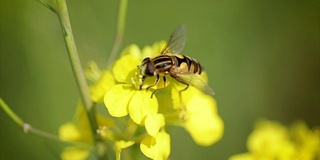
[140,129,171,160]
[114,140,135,160]
[104,41,223,158]
[60,41,224,160]
[60,146,90,160]
[58,105,114,160]
[183,93,224,146]
[290,121,320,160]
[170,73,224,146]
[104,84,163,137]
[104,43,166,138]
[103,43,169,158]
[86,61,116,103]
[229,120,320,160]
[89,71,115,103]
[247,120,294,159]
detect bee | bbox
[138,25,214,98]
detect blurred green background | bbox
[1,0,319,159]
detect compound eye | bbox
[142,57,150,64]
[146,62,155,76]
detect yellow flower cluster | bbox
[59,41,224,160]
[229,120,320,160]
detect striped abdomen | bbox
[171,54,203,74]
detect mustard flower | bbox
[59,105,114,160]
[170,74,224,146]
[229,120,320,160]
[59,41,224,160]
[86,61,115,103]
[140,129,171,160]
[104,42,167,137]
[104,41,224,156]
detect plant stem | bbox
[0,98,92,149]
[0,98,24,127]
[107,0,128,69]
[54,0,105,159]
[55,0,92,112]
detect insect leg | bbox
[180,84,189,93]
[146,74,160,90]
[172,76,190,95]
[150,76,168,98]
[139,75,146,90]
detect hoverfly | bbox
[138,25,214,98]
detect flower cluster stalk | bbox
[107,0,128,69]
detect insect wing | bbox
[176,73,215,95]
[161,25,187,55]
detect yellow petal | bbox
[112,54,141,83]
[85,61,102,82]
[141,41,166,59]
[229,120,320,160]
[171,82,186,110]
[114,140,135,151]
[104,84,135,117]
[114,140,135,160]
[59,106,94,144]
[145,113,165,137]
[247,120,290,156]
[89,71,115,103]
[155,84,174,113]
[184,94,224,146]
[290,121,320,160]
[171,81,203,110]
[128,90,158,124]
[58,122,93,145]
[59,122,82,141]
[151,41,167,57]
[140,130,171,160]
[60,146,90,160]
[140,136,156,158]
[228,153,255,160]
[141,45,154,59]
[120,44,141,59]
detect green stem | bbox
[0,98,92,149]
[54,0,105,159]
[107,0,128,69]
[55,0,92,112]
[0,98,24,127]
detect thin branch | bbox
[0,98,24,127]
[107,0,128,69]
[36,0,57,13]
[0,98,92,149]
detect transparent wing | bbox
[175,73,215,95]
[161,25,187,55]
